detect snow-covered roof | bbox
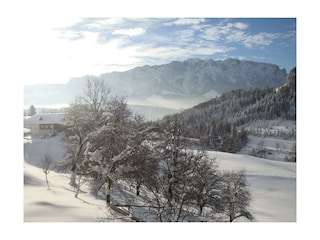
[24,113,65,125]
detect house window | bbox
[40,124,50,129]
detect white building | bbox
[24,113,65,138]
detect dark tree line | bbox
[57,78,253,222]
[202,121,248,153]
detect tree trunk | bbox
[90,178,101,196]
[106,177,112,206]
[75,183,81,198]
[229,210,234,222]
[198,197,204,216]
[172,194,186,222]
[167,180,173,207]
[69,171,77,187]
[136,182,141,196]
[199,205,203,216]
[45,173,50,189]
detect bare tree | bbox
[251,140,266,158]
[40,153,53,189]
[58,80,153,208]
[81,78,110,116]
[256,140,266,158]
[285,143,296,162]
[57,77,110,187]
[275,142,280,154]
[83,96,135,205]
[219,169,253,222]
[140,118,221,222]
[117,115,159,197]
[190,151,220,216]
[74,174,88,198]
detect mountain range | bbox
[24,58,288,115]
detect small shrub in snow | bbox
[40,153,52,189]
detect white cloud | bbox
[175,29,195,43]
[22,18,236,85]
[86,18,124,30]
[219,23,235,35]
[234,22,249,30]
[193,46,232,55]
[202,22,282,48]
[21,18,294,85]
[112,28,146,36]
[225,30,247,42]
[203,26,221,41]
[202,22,247,41]
[165,18,206,26]
[132,41,231,60]
[242,32,280,48]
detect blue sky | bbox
[23,18,296,85]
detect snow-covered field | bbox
[24,162,110,221]
[240,119,296,161]
[24,133,111,221]
[24,133,296,222]
[212,151,296,221]
[240,135,296,161]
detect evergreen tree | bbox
[29,105,36,116]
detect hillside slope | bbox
[160,67,296,152]
[24,133,295,222]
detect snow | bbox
[24,113,65,124]
[24,162,109,221]
[244,135,295,160]
[24,133,296,222]
[24,133,67,168]
[24,128,31,134]
[210,151,296,221]
[240,119,296,161]
[24,134,112,222]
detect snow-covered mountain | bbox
[24,58,287,111]
[98,58,287,97]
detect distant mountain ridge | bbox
[24,58,288,109]
[98,58,287,98]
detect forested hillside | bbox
[160,67,296,153]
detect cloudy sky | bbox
[23,18,296,86]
